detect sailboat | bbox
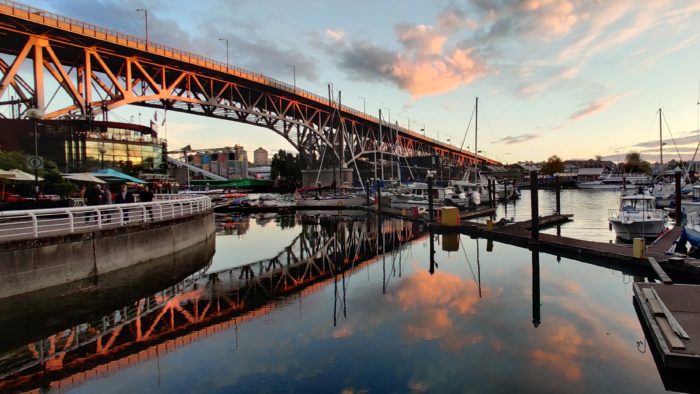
[295,87,370,208]
[449,97,518,203]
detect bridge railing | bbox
[0,0,496,164]
[0,194,211,242]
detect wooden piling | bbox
[555,175,561,215]
[427,175,434,222]
[530,170,539,244]
[532,248,541,327]
[675,171,682,226]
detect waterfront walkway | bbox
[0,194,212,242]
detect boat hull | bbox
[609,219,666,242]
[295,196,367,208]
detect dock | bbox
[634,282,700,370]
[429,214,700,281]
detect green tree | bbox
[541,155,565,175]
[0,150,28,171]
[623,152,651,174]
[271,150,305,181]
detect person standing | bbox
[85,184,102,223]
[115,184,134,222]
[101,184,113,223]
[115,184,134,203]
[139,185,155,221]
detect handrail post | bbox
[142,205,147,222]
[97,208,102,229]
[67,211,74,233]
[118,207,124,225]
[29,213,38,238]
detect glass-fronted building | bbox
[0,119,166,172]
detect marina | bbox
[1,1,700,392]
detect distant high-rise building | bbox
[253,147,269,165]
[187,144,248,179]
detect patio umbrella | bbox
[93,168,146,184]
[0,169,15,179]
[63,173,107,183]
[5,169,44,181]
[0,169,44,197]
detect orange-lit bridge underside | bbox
[0,1,499,167]
[0,218,423,392]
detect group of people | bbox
[81,184,154,206]
[81,183,155,223]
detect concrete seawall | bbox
[0,211,216,299]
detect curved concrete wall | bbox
[0,211,215,299]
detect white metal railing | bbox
[0,195,211,242]
[0,0,495,163]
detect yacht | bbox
[389,182,475,210]
[578,172,650,190]
[608,189,668,241]
[295,185,369,208]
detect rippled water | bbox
[0,190,690,393]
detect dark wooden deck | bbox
[430,215,700,282]
[634,282,700,370]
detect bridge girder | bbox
[0,5,499,169]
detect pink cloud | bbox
[389,47,488,97]
[568,92,630,122]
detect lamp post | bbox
[358,96,366,114]
[286,65,296,90]
[27,108,43,208]
[98,145,107,169]
[136,8,148,49]
[218,38,229,70]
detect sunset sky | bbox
[32,0,700,163]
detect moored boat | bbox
[608,189,667,242]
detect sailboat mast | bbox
[375,109,381,183]
[474,97,478,184]
[659,107,663,166]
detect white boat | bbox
[683,211,700,248]
[671,185,700,217]
[389,182,474,209]
[608,190,667,241]
[579,172,650,190]
[295,185,369,208]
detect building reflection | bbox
[217,214,250,236]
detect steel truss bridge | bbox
[0,216,424,392]
[0,1,499,169]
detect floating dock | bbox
[634,282,700,370]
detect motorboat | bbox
[608,189,668,242]
[579,172,650,190]
[295,185,369,208]
[389,182,475,210]
[683,211,700,248]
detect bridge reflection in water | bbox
[0,214,423,392]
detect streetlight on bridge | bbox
[358,96,366,114]
[286,65,296,90]
[218,38,229,71]
[135,9,148,50]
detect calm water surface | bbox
[0,191,689,392]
